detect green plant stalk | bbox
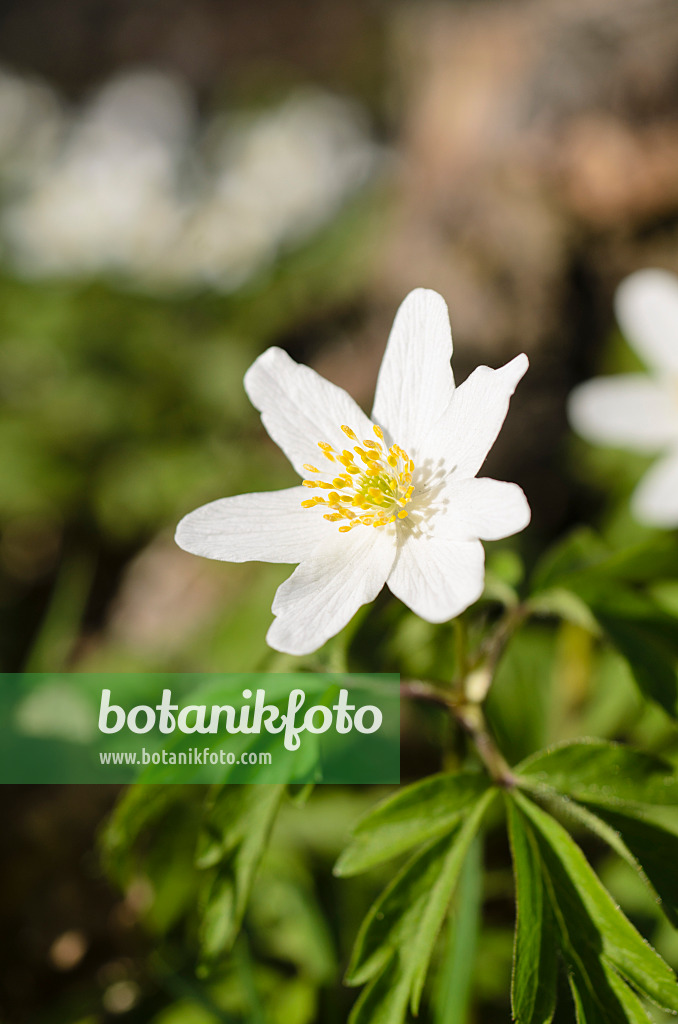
[401,605,528,787]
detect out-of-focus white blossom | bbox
[568,269,678,528]
[164,93,378,289]
[0,69,379,291]
[0,67,64,186]
[2,71,193,278]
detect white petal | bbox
[631,450,678,528]
[615,269,678,376]
[419,354,529,478]
[175,486,333,563]
[568,375,678,452]
[443,477,531,541]
[386,531,485,623]
[244,347,374,477]
[371,288,454,453]
[266,524,396,655]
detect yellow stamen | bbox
[303,424,416,532]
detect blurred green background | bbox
[1,0,678,1021]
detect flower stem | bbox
[400,604,528,788]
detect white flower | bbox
[568,269,678,528]
[175,289,531,655]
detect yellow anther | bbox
[304,425,417,531]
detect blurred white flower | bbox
[176,289,530,655]
[1,72,379,291]
[161,91,379,290]
[568,269,678,527]
[0,67,64,186]
[3,70,193,278]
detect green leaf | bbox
[579,805,678,928]
[517,739,678,809]
[434,835,483,1024]
[591,594,678,717]
[514,792,678,1013]
[346,790,496,1022]
[530,529,678,596]
[348,955,411,1024]
[509,795,660,1024]
[567,957,654,1024]
[485,625,558,765]
[529,528,610,594]
[529,531,678,717]
[197,784,284,960]
[517,740,678,926]
[334,770,489,877]
[505,799,557,1024]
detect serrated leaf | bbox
[197,784,284,960]
[517,739,678,809]
[334,770,489,877]
[346,790,496,1023]
[505,798,557,1024]
[348,954,411,1024]
[567,958,654,1024]
[345,829,461,988]
[514,792,678,1013]
[579,805,678,928]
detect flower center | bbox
[300,424,415,532]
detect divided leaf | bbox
[517,739,678,809]
[578,805,678,928]
[346,789,496,1024]
[335,770,489,877]
[197,784,285,960]
[517,739,678,926]
[513,792,678,1014]
[506,799,557,1024]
